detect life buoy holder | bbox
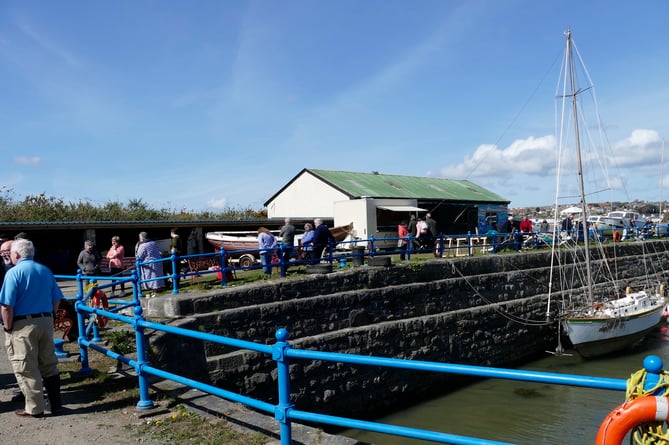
[596,396,669,444]
[613,230,622,242]
[91,289,109,328]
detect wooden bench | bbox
[186,256,220,272]
[99,257,136,275]
[185,256,236,283]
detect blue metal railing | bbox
[56,272,661,445]
[102,225,668,295]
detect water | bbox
[342,325,669,445]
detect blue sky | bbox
[1,1,667,212]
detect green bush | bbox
[0,188,265,222]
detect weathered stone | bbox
[148,241,669,420]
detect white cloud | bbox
[611,129,663,167]
[439,135,557,179]
[207,197,228,209]
[14,156,41,166]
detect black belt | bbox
[14,312,52,321]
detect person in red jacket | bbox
[519,215,533,233]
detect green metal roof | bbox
[308,169,509,203]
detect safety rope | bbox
[626,369,669,444]
[447,260,552,326]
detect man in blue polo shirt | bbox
[0,238,64,417]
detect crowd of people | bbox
[396,213,439,259]
[0,226,189,419]
[258,213,442,277]
[258,217,337,277]
[73,230,177,298]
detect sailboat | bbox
[548,28,666,358]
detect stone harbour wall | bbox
[148,240,669,419]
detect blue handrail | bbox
[56,272,658,445]
[85,227,668,296]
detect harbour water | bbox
[343,325,669,445]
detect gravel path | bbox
[0,281,360,445]
[0,331,166,445]
[0,333,359,445]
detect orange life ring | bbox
[596,396,669,444]
[91,289,109,328]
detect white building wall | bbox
[266,172,349,219]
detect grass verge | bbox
[58,353,269,444]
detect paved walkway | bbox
[0,280,359,445]
[0,329,172,444]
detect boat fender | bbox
[595,396,669,445]
[626,286,632,295]
[661,284,665,297]
[91,289,109,328]
[613,230,622,242]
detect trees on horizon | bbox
[0,189,266,222]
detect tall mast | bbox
[661,139,665,219]
[566,28,594,299]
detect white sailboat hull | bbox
[563,293,665,358]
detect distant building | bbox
[265,169,510,241]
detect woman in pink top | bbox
[397,221,409,261]
[107,236,126,296]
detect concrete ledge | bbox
[367,256,391,267]
[306,264,333,274]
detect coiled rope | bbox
[626,368,669,444]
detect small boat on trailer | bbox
[205,222,354,267]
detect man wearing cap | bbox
[500,215,515,234]
[0,238,63,417]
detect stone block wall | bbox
[149,240,669,419]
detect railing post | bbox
[273,328,294,445]
[132,304,155,410]
[218,248,228,286]
[83,280,103,343]
[74,270,93,376]
[325,240,333,265]
[642,355,664,394]
[279,243,286,277]
[170,252,179,294]
[405,235,411,262]
[130,269,140,303]
[135,258,144,298]
[437,233,444,258]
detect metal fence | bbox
[55,272,662,445]
[117,224,669,295]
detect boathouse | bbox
[265,169,510,238]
